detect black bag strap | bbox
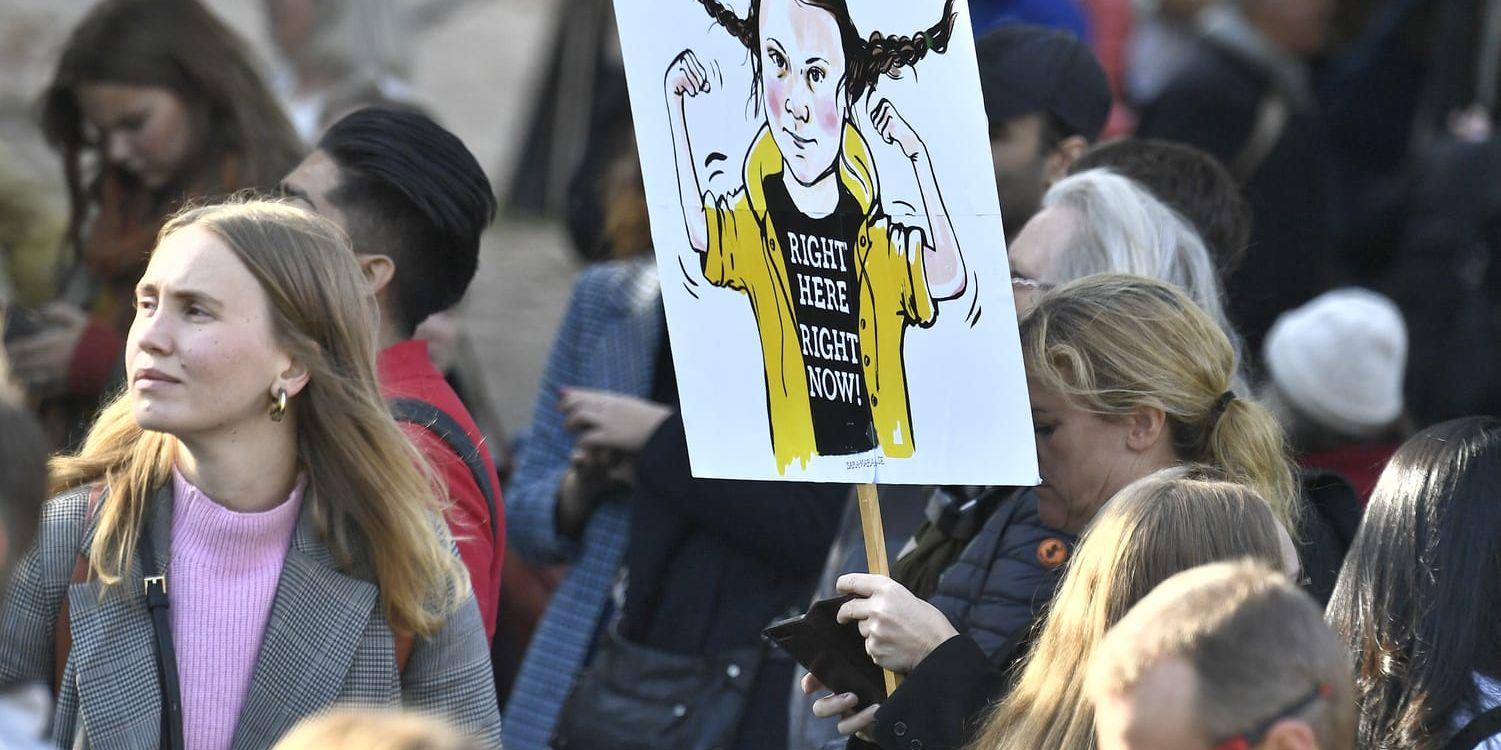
[389,397,499,545]
[136,512,185,750]
[1446,705,1501,750]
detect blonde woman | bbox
[0,201,500,748]
[819,475,1299,750]
[966,470,1292,749]
[811,275,1304,748]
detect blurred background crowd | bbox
[1,0,565,448]
[3,0,1498,453]
[2,0,1501,748]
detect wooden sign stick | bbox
[856,482,902,696]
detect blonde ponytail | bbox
[1206,396,1301,535]
[1020,274,1302,532]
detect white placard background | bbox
[614,0,1038,485]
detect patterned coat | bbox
[0,484,502,749]
[502,259,662,750]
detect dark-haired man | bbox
[1071,137,1252,280]
[977,25,1111,241]
[281,108,504,640]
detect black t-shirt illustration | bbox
[763,173,877,456]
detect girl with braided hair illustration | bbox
[667,0,966,474]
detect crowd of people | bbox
[0,0,1498,749]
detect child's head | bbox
[700,0,956,184]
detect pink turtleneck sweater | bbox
[169,468,304,750]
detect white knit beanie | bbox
[1263,288,1407,439]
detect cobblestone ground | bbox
[0,0,578,437]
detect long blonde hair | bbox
[49,200,466,636]
[1021,273,1300,531]
[970,468,1287,750]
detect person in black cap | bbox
[977,24,1112,241]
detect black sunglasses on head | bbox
[1211,683,1331,750]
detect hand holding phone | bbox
[4,303,89,395]
[764,594,887,710]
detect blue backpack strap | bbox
[389,397,499,545]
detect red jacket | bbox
[379,340,504,639]
[1302,442,1400,507]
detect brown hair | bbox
[970,468,1286,750]
[49,199,466,636]
[41,0,303,258]
[698,0,957,106]
[1087,561,1356,749]
[1021,274,1301,533]
[603,140,654,259]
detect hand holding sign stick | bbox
[855,483,902,695]
[842,484,962,697]
[613,0,1042,739]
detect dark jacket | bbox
[1381,136,1501,425]
[855,481,1355,750]
[619,413,846,749]
[1137,33,1334,354]
[0,485,502,749]
[924,490,1073,658]
[1300,469,1364,606]
[853,489,1074,750]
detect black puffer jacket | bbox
[852,489,1076,750]
[926,489,1075,658]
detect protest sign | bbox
[613,0,1037,487]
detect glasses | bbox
[1211,683,1331,750]
[1010,275,1055,293]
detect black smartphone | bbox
[763,594,887,710]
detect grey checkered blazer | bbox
[0,484,503,749]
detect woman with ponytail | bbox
[0,201,500,747]
[805,275,1306,749]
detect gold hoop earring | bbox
[269,388,289,422]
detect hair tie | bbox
[1212,390,1237,421]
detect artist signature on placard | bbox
[845,455,887,471]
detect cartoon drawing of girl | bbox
[665,0,966,473]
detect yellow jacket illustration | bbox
[701,122,937,473]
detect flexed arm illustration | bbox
[869,98,966,301]
[665,49,711,269]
